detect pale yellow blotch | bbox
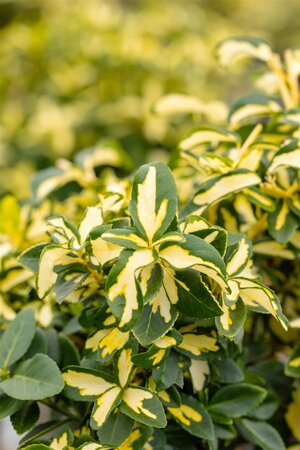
[168,404,202,426]
[226,237,250,276]
[275,200,289,231]
[136,166,168,243]
[123,388,157,419]
[93,386,121,427]
[91,237,122,265]
[99,328,130,358]
[154,336,176,349]
[103,314,116,326]
[0,294,16,320]
[78,207,103,245]
[117,348,133,388]
[63,370,114,396]
[160,245,228,291]
[86,329,109,352]
[139,263,155,296]
[158,390,170,403]
[162,267,178,304]
[190,360,210,392]
[50,432,68,450]
[108,249,154,327]
[204,230,219,244]
[149,349,166,365]
[179,334,218,356]
[289,356,300,368]
[193,172,260,207]
[238,148,263,171]
[230,102,280,126]
[220,207,239,233]
[151,286,172,323]
[225,279,240,303]
[234,195,257,226]
[118,429,141,450]
[80,444,103,450]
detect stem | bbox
[284,49,299,108]
[269,53,293,110]
[40,399,79,421]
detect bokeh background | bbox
[1,0,300,200]
[0,0,300,448]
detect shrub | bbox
[0,37,299,450]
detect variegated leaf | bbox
[133,287,178,346]
[90,385,122,429]
[226,235,252,277]
[174,269,222,319]
[114,347,135,388]
[216,297,246,338]
[128,162,178,244]
[101,228,148,249]
[159,234,228,292]
[118,425,153,450]
[228,94,281,127]
[177,333,219,359]
[244,187,275,212]
[268,199,298,244]
[237,277,288,329]
[179,125,240,150]
[268,141,300,173]
[168,394,214,439]
[120,386,167,428]
[37,246,78,299]
[105,248,156,330]
[190,169,261,213]
[216,36,273,66]
[62,366,115,401]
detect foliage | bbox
[0,35,300,450]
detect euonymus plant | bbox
[0,37,299,450]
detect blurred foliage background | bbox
[1,0,300,198]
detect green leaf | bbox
[208,383,267,418]
[0,354,64,400]
[213,359,244,384]
[235,418,286,450]
[128,162,178,244]
[168,394,215,440]
[58,334,80,368]
[175,270,222,319]
[0,392,23,420]
[0,308,35,369]
[11,401,40,434]
[19,420,63,447]
[120,386,167,428]
[96,409,134,447]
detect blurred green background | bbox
[1,0,299,198]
